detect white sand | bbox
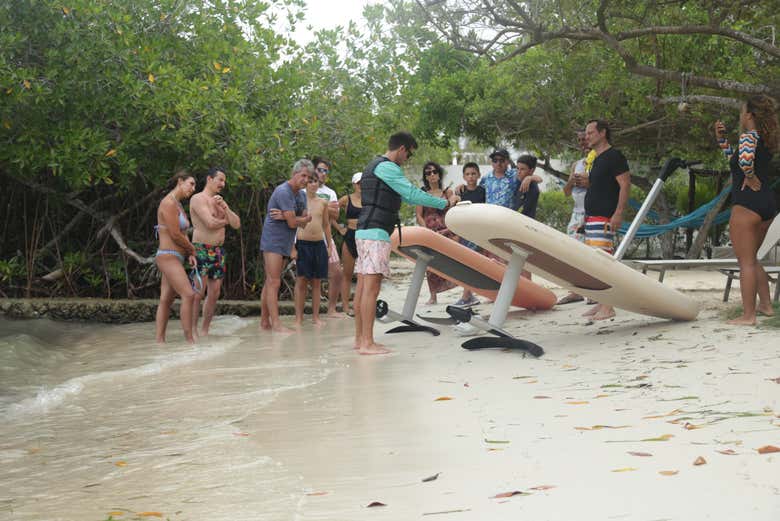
[2,263,778,520]
[250,263,780,520]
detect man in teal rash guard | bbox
[353,131,460,355]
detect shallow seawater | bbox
[0,315,354,520]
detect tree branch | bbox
[648,94,742,109]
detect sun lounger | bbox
[630,214,780,282]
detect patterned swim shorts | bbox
[583,216,614,254]
[566,210,586,243]
[355,239,391,278]
[194,242,226,280]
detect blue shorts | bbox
[459,237,480,252]
[296,240,328,279]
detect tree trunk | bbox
[686,180,732,259]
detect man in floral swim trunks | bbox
[190,167,241,336]
[353,132,460,355]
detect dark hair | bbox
[207,166,226,178]
[587,119,611,143]
[462,162,480,174]
[421,161,444,190]
[312,156,331,169]
[745,95,779,154]
[388,131,418,152]
[516,154,537,170]
[165,170,194,192]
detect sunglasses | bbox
[424,169,437,175]
[316,167,330,174]
[491,157,507,163]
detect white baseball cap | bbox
[351,172,362,184]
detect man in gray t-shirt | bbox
[260,159,314,333]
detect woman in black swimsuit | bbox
[335,172,363,315]
[714,94,779,325]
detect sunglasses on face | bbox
[491,157,507,163]
[316,167,329,174]
[424,169,437,176]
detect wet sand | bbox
[1,266,778,520]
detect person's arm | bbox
[610,172,631,231]
[563,163,577,197]
[322,202,333,256]
[714,120,734,159]
[415,205,425,226]
[192,196,228,230]
[217,198,241,229]
[161,199,195,256]
[519,174,542,193]
[738,130,762,191]
[374,162,446,209]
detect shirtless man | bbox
[190,167,241,336]
[292,175,333,325]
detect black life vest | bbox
[358,156,402,238]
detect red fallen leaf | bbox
[628,451,653,457]
[693,456,707,466]
[306,491,328,496]
[533,395,551,399]
[491,490,525,499]
[366,501,387,508]
[757,445,780,454]
[434,396,453,401]
[233,432,250,437]
[464,382,470,387]
[530,485,556,491]
[717,449,738,455]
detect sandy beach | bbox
[1,262,778,520]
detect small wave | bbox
[3,336,243,421]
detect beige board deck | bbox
[446,203,700,321]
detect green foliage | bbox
[0,256,24,285]
[536,191,574,233]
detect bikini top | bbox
[155,197,189,237]
[345,194,362,219]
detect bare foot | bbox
[727,316,756,326]
[582,304,600,317]
[313,317,324,326]
[199,328,209,337]
[357,343,391,355]
[426,298,437,305]
[757,305,774,317]
[327,311,347,319]
[593,308,616,320]
[271,324,296,334]
[260,320,272,331]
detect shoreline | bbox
[0,298,326,323]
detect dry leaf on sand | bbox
[530,485,556,490]
[491,490,526,499]
[366,501,387,507]
[306,491,328,496]
[627,451,653,457]
[659,470,679,476]
[434,396,453,401]
[611,467,638,472]
[138,513,164,518]
[717,449,738,455]
[422,473,440,483]
[693,456,707,466]
[757,445,780,454]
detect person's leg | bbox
[155,271,175,343]
[294,276,307,325]
[156,255,196,343]
[327,262,344,317]
[200,278,222,335]
[357,273,389,354]
[755,219,774,316]
[728,206,764,325]
[425,275,437,305]
[353,273,364,349]
[312,279,323,324]
[341,242,356,315]
[262,251,293,333]
[260,283,271,330]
